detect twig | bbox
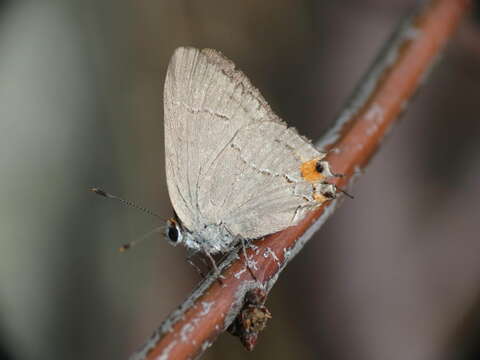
[130,1,471,359]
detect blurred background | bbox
[1,0,480,359]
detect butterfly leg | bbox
[186,251,206,278]
[202,248,224,284]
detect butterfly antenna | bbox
[118,226,165,252]
[336,186,354,199]
[89,187,162,219]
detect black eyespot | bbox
[315,161,324,173]
[324,191,335,199]
[168,226,179,242]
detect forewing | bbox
[164,47,285,231]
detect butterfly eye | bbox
[168,226,179,242]
[166,219,183,245]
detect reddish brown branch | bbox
[130,1,471,359]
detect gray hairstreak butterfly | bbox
[163,47,339,261]
[91,47,342,268]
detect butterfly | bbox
[163,47,338,262]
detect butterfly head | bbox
[165,217,205,252]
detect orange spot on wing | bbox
[300,158,325,183]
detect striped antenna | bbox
[89,187,165,251]
[89,187,162,219]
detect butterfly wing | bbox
[164,47,331,238]
[200,119,332,239]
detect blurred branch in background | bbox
[130,1,471,359]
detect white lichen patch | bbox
[199,301,214,316]
[180,323,195,342]
[234,268,247,279]
[267,247,279,262]
[364,102,384,136]
[247,259,258,271]
[157,340,177,360]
